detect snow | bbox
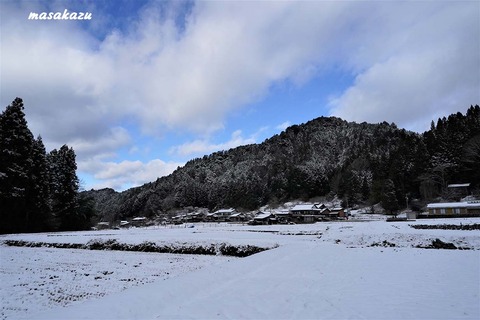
[427,202,480,208]
[254,212,273,220]
[1,218,479,319]
[290,204,318,211]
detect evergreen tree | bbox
[48,145,80,231]
[26,136,52,231]
[381,179,399,215]
[0,98,35,233]
[76,193,96,230]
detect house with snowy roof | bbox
[186,212,206,222]
[253,211,276,225]
[131,216,147,227]
[290,204,324,223]
[274,209,292,224]
[328,207,346,219]
[207,208,237,221]
[95,221,110,230]
[290,204,322,215]
[229,212,247,222]
[426,201,480,216]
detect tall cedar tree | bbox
[48,145,80,231]
[0,98,36,233]
[28,136,53,231]
[381,179,400,215]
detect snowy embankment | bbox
[1,217,479,319]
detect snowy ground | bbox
[1,217,479,319]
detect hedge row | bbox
[2,239,272,257]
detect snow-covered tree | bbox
[48,145,80,231]
[0,98,35,233]
[26,136,52,231]
[381,179,399,216]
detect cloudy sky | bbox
[1,0,479,191]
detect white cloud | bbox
[328,2,480,132]
[1,0,478,189]
[1,0,349,138]
[276,121,291,131]
[69,127,132,160]
[169,130,257,157]
[79,158,183,191]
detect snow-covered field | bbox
[1,217,479,319]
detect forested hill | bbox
[84,105,480,222]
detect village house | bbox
[209,208,236,221]
[290,203,329,223]
[119,220,130,228]
[426,201,480,216]
[95,221,110,230]
[172,214,186,224]
[249,211,276,225]
[290,204,318,223]
[274,209,292,224]
[186,212,206,222]
[328,207,346,219]
[131,217,147,227]
[290,204,322,215]
[229,212,247,222]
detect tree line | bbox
[0,98,93,234]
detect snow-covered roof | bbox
[132,217,146,221]
[214,208,235,214]
[274,210,291,216]
[254,212,273,220]
[230,213,244,218]
[427,202,480,209]
[447,183,470,188]
[291,204,319,211]
[330,207,343,211]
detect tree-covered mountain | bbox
[84,105,480,222]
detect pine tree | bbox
[26,136,52,231]
[381,179,399,216]
[48,145,80,231]
[0,98,35,233]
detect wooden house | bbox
[131,217,147,227]
[274,210,292,224]
[95,222,110,230]
[119,220,130,228]
[290,203,330,223]
[329,207,346,219]
[210,208,236,221]
[250,211,276,225]
[186,212,206,222]
[290,204,322,215]
[229,213,247,222]
[426,201,480,216]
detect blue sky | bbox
[1,0,479,191]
